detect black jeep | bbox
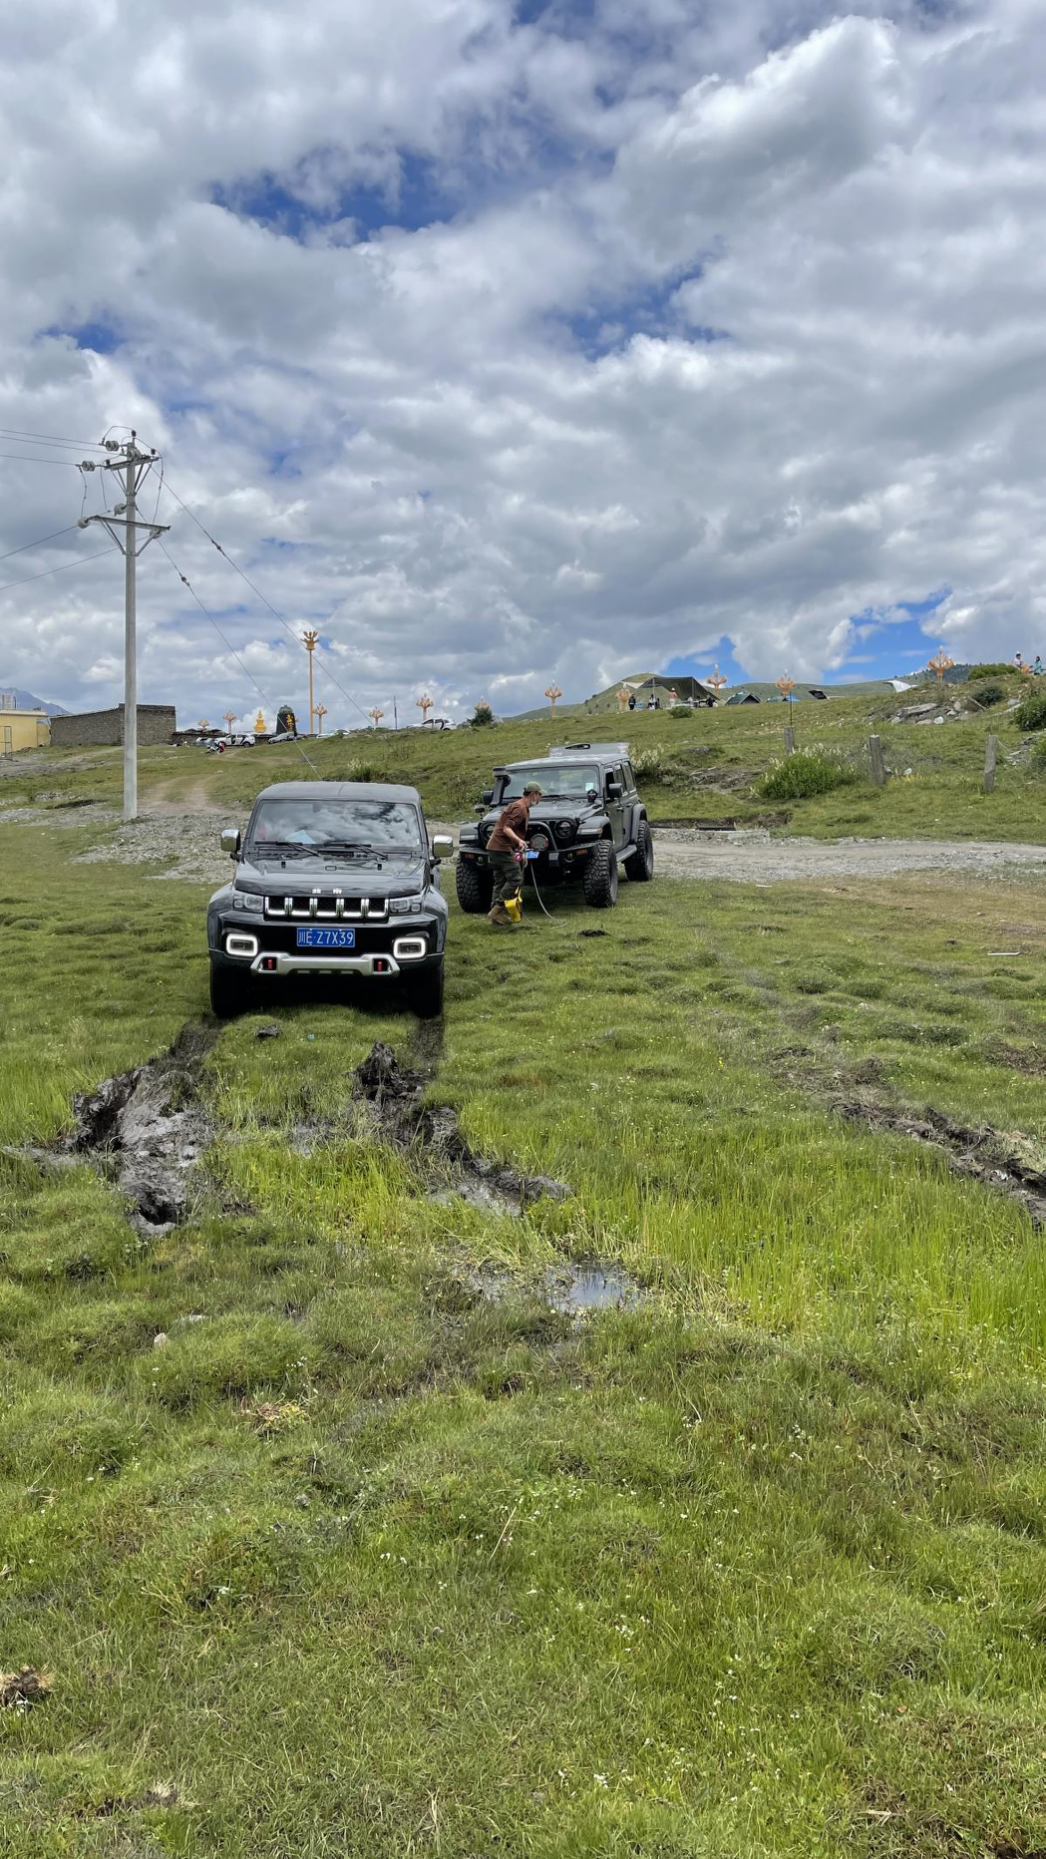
[456,742,654,912]
[207,780,452,1018]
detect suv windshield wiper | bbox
[251,840,320,858]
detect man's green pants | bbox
[490,851,522,906]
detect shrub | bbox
[471,702,495,727]
[967,682,1005,709]
[1014,687,1046,733]
[967,662,1014,680]
[757,749,855,801]
[630,745,666,780]
[1032,738,1046,772]
[667,705,693,720]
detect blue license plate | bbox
[296,927,356,949]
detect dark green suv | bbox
[456,742,654,912]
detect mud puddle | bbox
[67,1024,217,1231]
[840,1099,1046,1227]
[457,1258,643,1322]
[353,1041,571,1216]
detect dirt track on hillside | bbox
[55,805,1046,887]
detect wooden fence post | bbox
[784,727,796,755]
[868,735,886,788]
[983,733,998,795]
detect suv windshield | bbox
[501,763,599,801]
[250,797,423,851]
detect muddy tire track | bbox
[838,1099,1046,1228]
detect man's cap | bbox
[523,782,543,796]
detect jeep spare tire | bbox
[625,819,654,883]
[455,859,493,914]
[582,839,619,908]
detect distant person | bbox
[669,687,679,708]
[1014,653,1025,670]
[628,693,636,712]
[1035,656,1044,676]
[486,782,543,927]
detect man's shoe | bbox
[488,903,512,926]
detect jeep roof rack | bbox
[549,742,629,757]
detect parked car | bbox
[207,780,452,1018]
[456,742,653,911]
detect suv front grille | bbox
[263,895,390,922]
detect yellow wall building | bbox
[0,709,51,754]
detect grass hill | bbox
[11,667,1038,842]
[511,670,929,721]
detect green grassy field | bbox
[6,670,1045,841]
[2,757,1046,1855]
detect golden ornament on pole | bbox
[368,706,385,729]
[617,685,631,714]
[253,709,267,735]
[776,673,797,702]
[315,704,328,735]
[707,665,728,702]
[416,693,434,725]
[545,683,563,717]
[302,629,320,731]
[927,644,954,686]
[197,718,210,730]
[223,711,237,733]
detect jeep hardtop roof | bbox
[253,779,422,804]
[494,743,630,773]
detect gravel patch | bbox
[73,812,228,882]
[653,829,1046,884]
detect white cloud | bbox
[0,0,1043,729]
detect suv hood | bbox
[237,848,427,897]
[481,799,601,829]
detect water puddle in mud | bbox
[458,1259,644,1322]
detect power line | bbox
[160,479,374,729]
[0,524,80,566]
[158,541,320,776]
[0,427,107,451]
[0,452,82,468]
[0,544,118,598]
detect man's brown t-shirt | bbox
[488,798,531,853]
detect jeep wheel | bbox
[209,960,253,1020]
[625,819,654,883]
[405,962,445,1019]
[582,839,619,908]
[455,859,493,914]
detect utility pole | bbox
[79,432,167,821]
[303,630,319,732]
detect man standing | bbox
[486,782,543,926]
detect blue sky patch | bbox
[44,319,121,355]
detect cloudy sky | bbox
[0,0,1041,728]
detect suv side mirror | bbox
[607,781,623,800]
[481,788,494,804]
[221,827,241,858]
[431,833,454,861]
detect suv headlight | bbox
[394,893,425,914]
[553,818,576,843]
[233,890,264,913]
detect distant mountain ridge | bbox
[0,687,67,716]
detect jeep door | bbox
[604,764,629,850]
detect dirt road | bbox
[60,806,1046,887]
[652,828,1046,885]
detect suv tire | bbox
[405,961,445,1018]
[625,819,654,883]
[455,860,493,914]
[582,839,619,908]
[210,960,253,1020]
